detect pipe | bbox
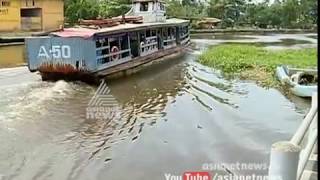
[297,129,318,180]
[291,93,318,145]
[268,141,301,180]
[269,93,318,180]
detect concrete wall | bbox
[39,0,64,31]
[0,0,21,31]
[0,44,25,68]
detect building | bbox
[0,0,64,32]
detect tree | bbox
[207,0,245,27]
[207,0,225,19]
[64,0,318,29]
[99,0,131,18]
[65,0,131,24]
[166,0,206,18]
[281,0,300,27]
[65,0,100,24]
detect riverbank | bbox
[198,44,317,87]
[0,31,37,38]
[191,28,317,34]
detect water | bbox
[0,33,317,180]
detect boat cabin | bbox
[126,0,166,23]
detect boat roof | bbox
[198,17,222,23]
[51,18,189,39]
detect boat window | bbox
[129,32,139,57]
[160,3,165,11]
[109,38,120,50]
[162,28,168,39]
[121,35,129,50]
[96,38,108,48]
[120,35,130,58]
[151,29,156,36]
[168,27,175,39]
[96,37,110,64]
[146,29,151,37]
[140,31,146,42]
[97,35,132,65]
[96,41,102,48]
[140,2,148,11]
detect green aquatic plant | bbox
[198,44,317,87]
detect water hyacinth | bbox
[198,44,317,87]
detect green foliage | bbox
[99,0,131,18]
[198,44,317,86]
[246,2,283,28]
[64,0,318,29]
[244,0,318,29]
[64,0,130,24]
[166,0,207,18]
[205,0,246,27]
[64,0,100,24]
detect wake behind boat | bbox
[25,0,190,81]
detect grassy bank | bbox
[198,44,317,87]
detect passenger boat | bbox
[276,65,318,97]
[25,0,190,81]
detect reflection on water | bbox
[0,33,317,180]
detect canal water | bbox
[0,33,317,180]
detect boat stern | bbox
[25,36,97,76]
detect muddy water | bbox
[0,33,317,180]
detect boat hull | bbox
[39,44,189,82]
[276,66,317,97]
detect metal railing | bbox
[268,92,318,180]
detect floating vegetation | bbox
[198,44,317,87]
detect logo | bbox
[183,172,211,180]
[86,80,119,120]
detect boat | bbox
[25,0,190,81]
[276,65,318,97]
